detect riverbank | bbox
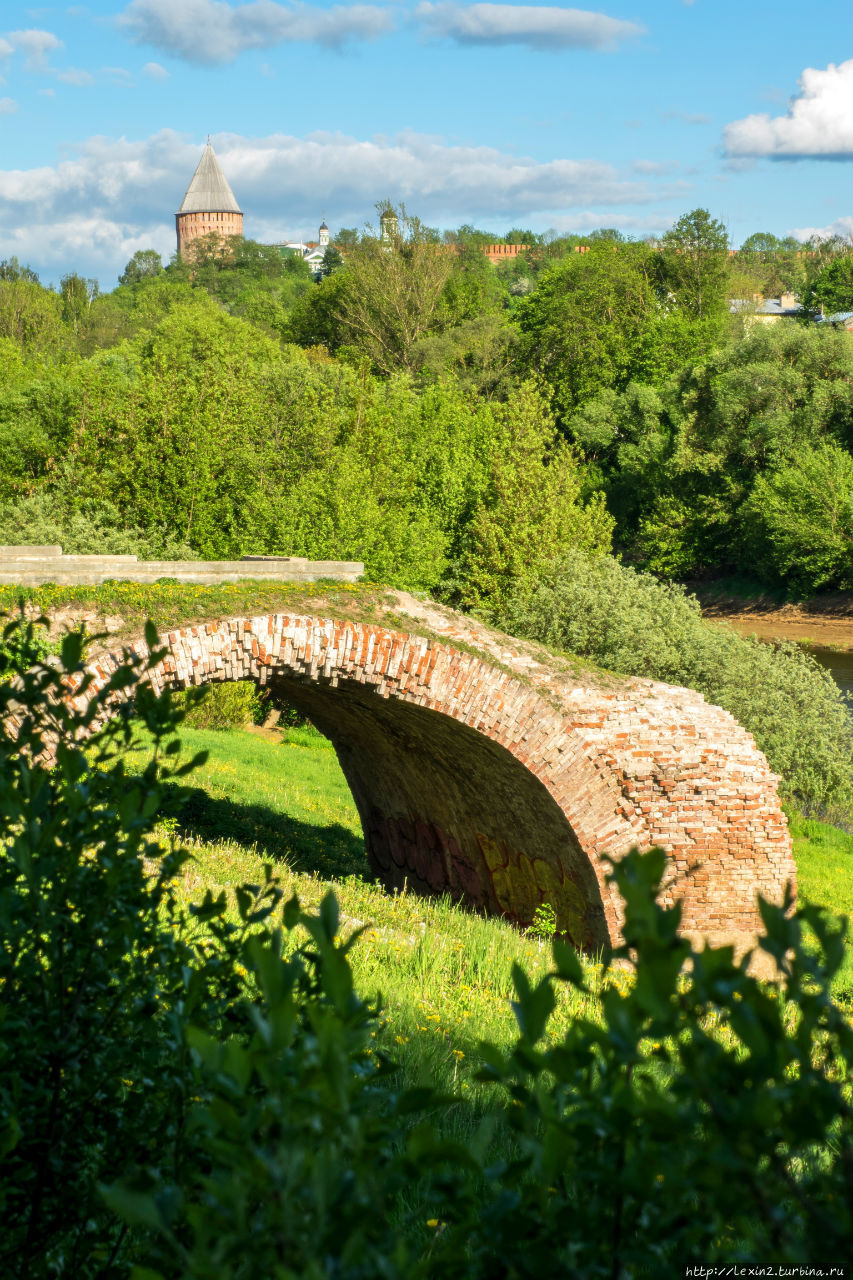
[697,586,853,651]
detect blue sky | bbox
[2,0,853,284]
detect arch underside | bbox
[277,674,607,949]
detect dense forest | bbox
[3,209,853,596]
[4,210,853,810]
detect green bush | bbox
[107,857,853,1278]
[0,490,196,559]
[501,550,853,808]
[2,615,852,1276]
[178,679,263,730]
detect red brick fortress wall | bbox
[74,613,795,958]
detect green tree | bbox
[0,280,63,352]
[331,207,456,374]
[60,273,100,333]
[744,441,853,592]
[319,245,344,277]
[0,257,39,283]
[661,208,729,319]
[515,241,664,415]
[805,252,853,315]
[118,249,164,287]
[453,383,613,610]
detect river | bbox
[809,647,853,703]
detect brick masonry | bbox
[71,608,795,959]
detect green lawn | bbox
[133,721,853,1072]
[135,722,602,1112]
[786,809,853,997]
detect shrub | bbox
[108,852,853,1278]
[178,679,263,730]
[0,490,196,559]
[500,550,853,808]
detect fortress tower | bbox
[175,141,243,258]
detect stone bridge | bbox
[76,599,795,957]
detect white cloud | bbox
[57,67,94,84]
[142,59,169,78]
[724,60,853,158]
[0,39,14,60]
[0,128,679,280]
[414,2,643,50]
[791,215,853,244]
[38,87,55,95]
[4,28,63,72]
[0,96,18,113]
[545,209,681,235]
[119,0,394,65]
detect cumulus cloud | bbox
[0,128,679,280]
[724,60,853,158]
[142,60,169,78]
[0,96,18,114]
[545,209,677,235]
[414,2,643,50]
[791,215,853,244]
[119,0,394,64]
[4,29,63,72]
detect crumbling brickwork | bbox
[74,611,795,958]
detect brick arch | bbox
[81,613,795,955]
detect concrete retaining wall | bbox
[0,547,363,586]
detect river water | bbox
[808,648,853,703]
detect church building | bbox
[175,142,243,257]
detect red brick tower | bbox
[175,141,243,258]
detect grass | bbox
[0,579,396,646]
[126,721,853,1109]
[786,808,853,998]
[128,721,605,1111]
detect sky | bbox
[2,0,853,285]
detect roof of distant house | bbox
[177,143,241,215]
[728,297,802,316]
[819,310,853,324]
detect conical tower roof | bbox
[177,142,241,215]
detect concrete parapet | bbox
[0,547,363,586]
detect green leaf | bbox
[552,937,585,986]
[99,1182,164,1231]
